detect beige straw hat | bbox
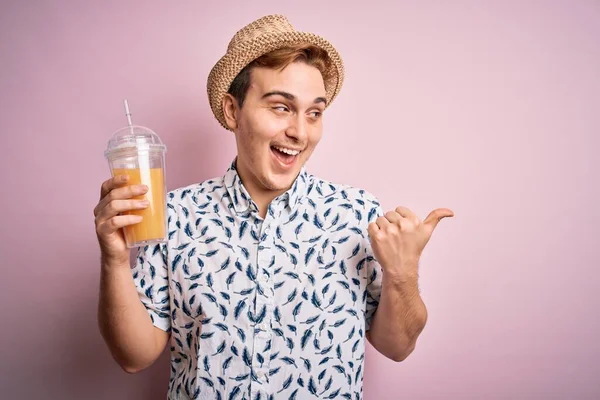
[207,14,345,130]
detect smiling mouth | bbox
[271,145,302,166]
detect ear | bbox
[222,94,239,131]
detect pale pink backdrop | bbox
[1,1,599,399]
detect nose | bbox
[285,114,308,143]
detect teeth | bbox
[274,146,300,156]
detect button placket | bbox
[251,214,276,396]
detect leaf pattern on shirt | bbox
[132,160,383,400]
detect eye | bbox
[273,106,289,112]
[309,111,323,119]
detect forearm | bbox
[97,260,167,373]
[367,273,428,362]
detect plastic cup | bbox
[104,125,167,248]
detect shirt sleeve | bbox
[364,195,384,332]
[131,241,171,332]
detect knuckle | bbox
[96,220,107,235]
[109,217,120,229]
[106,201,117,214]
[105,190,116,202]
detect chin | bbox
[263,170,298,191]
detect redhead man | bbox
[94,14,453,400]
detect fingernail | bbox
[139,200,149,207]
[121,175,129,182]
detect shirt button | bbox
[259,322,269,330]
[260,275,268,283]
[256,370,266,380]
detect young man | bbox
[94,15,453,400]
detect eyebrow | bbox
[262,91,327,105]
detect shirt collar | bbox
[223,158,308,215]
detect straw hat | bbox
[207,14,345,130]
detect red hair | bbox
[227,43,332,107]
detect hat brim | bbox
[207,31,344,131]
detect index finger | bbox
[100,174,130,199]
[395,206,418,223]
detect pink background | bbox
[1,1,599,399]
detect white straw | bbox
[123,99,133,127]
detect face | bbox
[223,61,327,198]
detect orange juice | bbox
[112,167,166,246]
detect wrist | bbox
[101,253,131,272]
[383,266,420,290]
[384,272,418,288]
[383,258,419,280]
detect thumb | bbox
[423,208,454,233]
